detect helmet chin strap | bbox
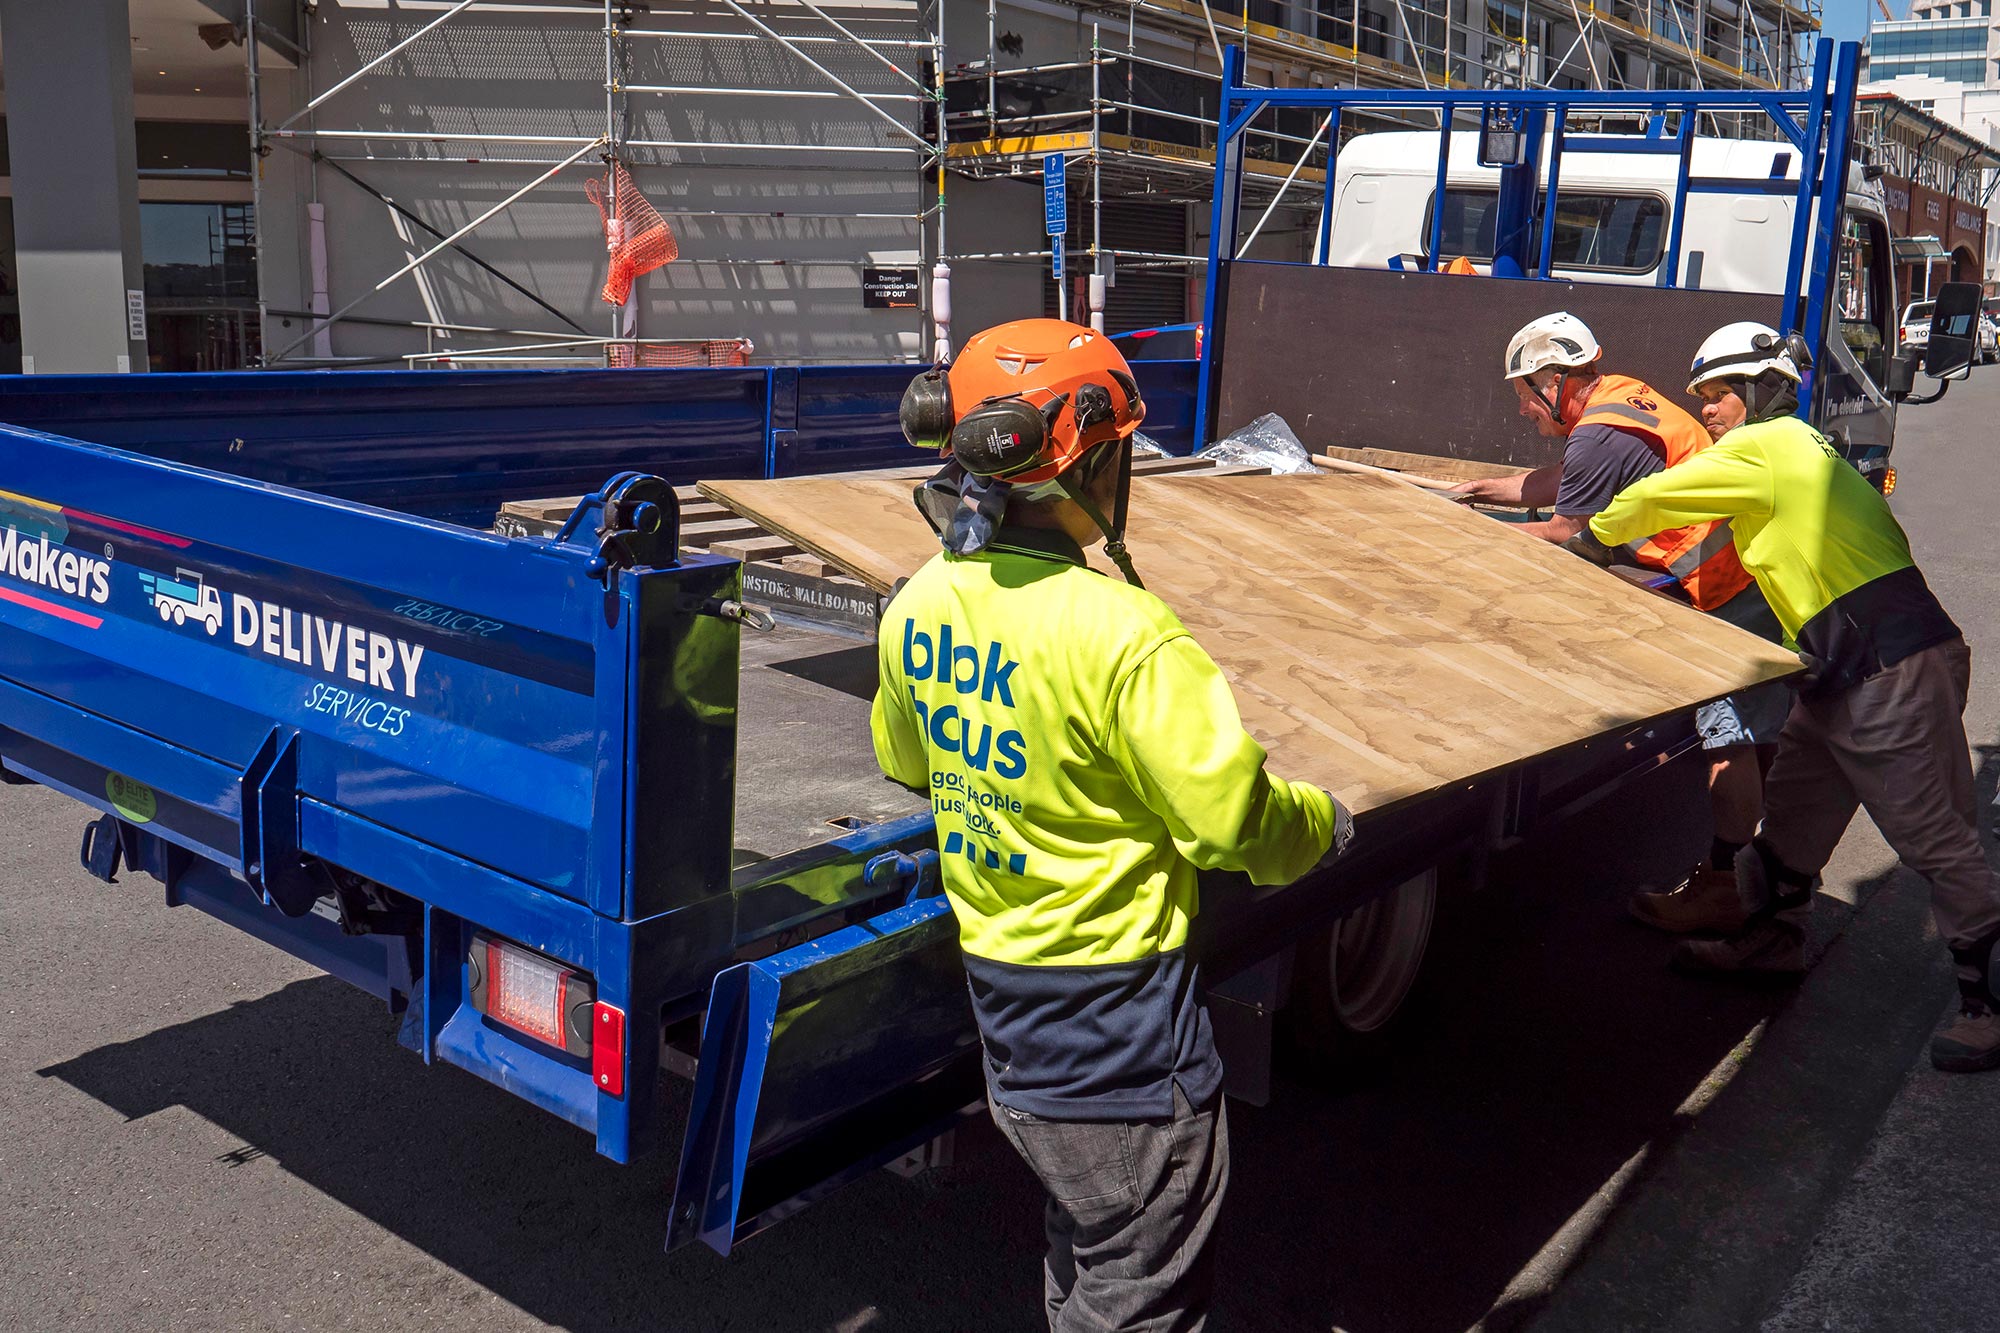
[1739,372,1799,423]
[1059,438,1144,588]
[1532,369,1575,429]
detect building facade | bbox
[1,0,935,373]
[1852,92,1997,304]
[0,0,1824,373]
[942,0,1825,342]
[1859,2,2000,290]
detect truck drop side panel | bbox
[0,364,1201,531]
[0,424,744,1161]
[670,894,980,1255]
[0,427,639,906]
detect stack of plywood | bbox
[699,469,1800,816]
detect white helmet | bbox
[1687,321,1802,395]
[1504,312,1602,381]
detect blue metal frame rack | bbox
[1194,39,1864,445]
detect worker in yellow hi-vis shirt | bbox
[873,320,1350,1333]
[1581,320,2000,1075]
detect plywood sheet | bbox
[699,472,1801,816]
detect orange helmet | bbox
[902,319,1149,586]
[900,319,1145,485]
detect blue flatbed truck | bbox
[0,41,1939,1257]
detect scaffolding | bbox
[245,0,941,367]
[232,0,1825,365]
[1053,0,1823,94]
[942,33,1339,286]
[937,0,1823,324]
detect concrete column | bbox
[0,0,147,373]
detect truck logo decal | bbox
[139,569,223,635]
[0,495,114,629]
[0,581,105,629]
[130,552,433,701]
[230,593,427,699]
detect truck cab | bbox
[1317,131,1903,472]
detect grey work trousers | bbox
[1758,638,2000,986]
[989,1084,1229,1333]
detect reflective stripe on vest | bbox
[1576,400,1664,433]
[1571,374,1754,612]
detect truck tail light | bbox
[467,933,595,1057]
[490,939,570,1045]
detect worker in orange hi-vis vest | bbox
[1448,311,1790,934]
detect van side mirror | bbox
[1923,281,1981,380]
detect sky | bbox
[1821,0,1876,44]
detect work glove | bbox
[1795,651,1832,696]
[1326,793,1356,860]
[1560,527,1618,567]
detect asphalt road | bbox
[3,371,1997,1332]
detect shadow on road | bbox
[1508,731,2000,1333]
[37,753,1860,1332]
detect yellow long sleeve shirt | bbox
[872,525,1336,1116]
[1590,415,1957,693]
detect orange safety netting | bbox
[607,339,753,369]
[586,162,679,305]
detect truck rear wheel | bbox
[1287,867,1438,1082]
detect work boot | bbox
[1930,997,2000,1073]
[1671,916,1806,978]
[1629,866,1750,935]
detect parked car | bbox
[1109,322,1201,361]
[1904,299,1996,364]
[1901,300,1935,352]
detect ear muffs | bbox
[1780,331,1814,373]
[899,369,955,450]
[950,394,1063,479]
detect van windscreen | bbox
[1423,189,1667,273]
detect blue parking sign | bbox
[1044,154,1067,236]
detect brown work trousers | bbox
[1759,638,2000,986]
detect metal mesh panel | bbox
[605,339,753,368]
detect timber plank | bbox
[711,535,804,563]
[681,516,764,545]
[1320,445,1532,482]
[496,495,583,525]
[699,471,1800,817]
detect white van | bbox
[1319,130,1901,461]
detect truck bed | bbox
[734,626,924,860]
